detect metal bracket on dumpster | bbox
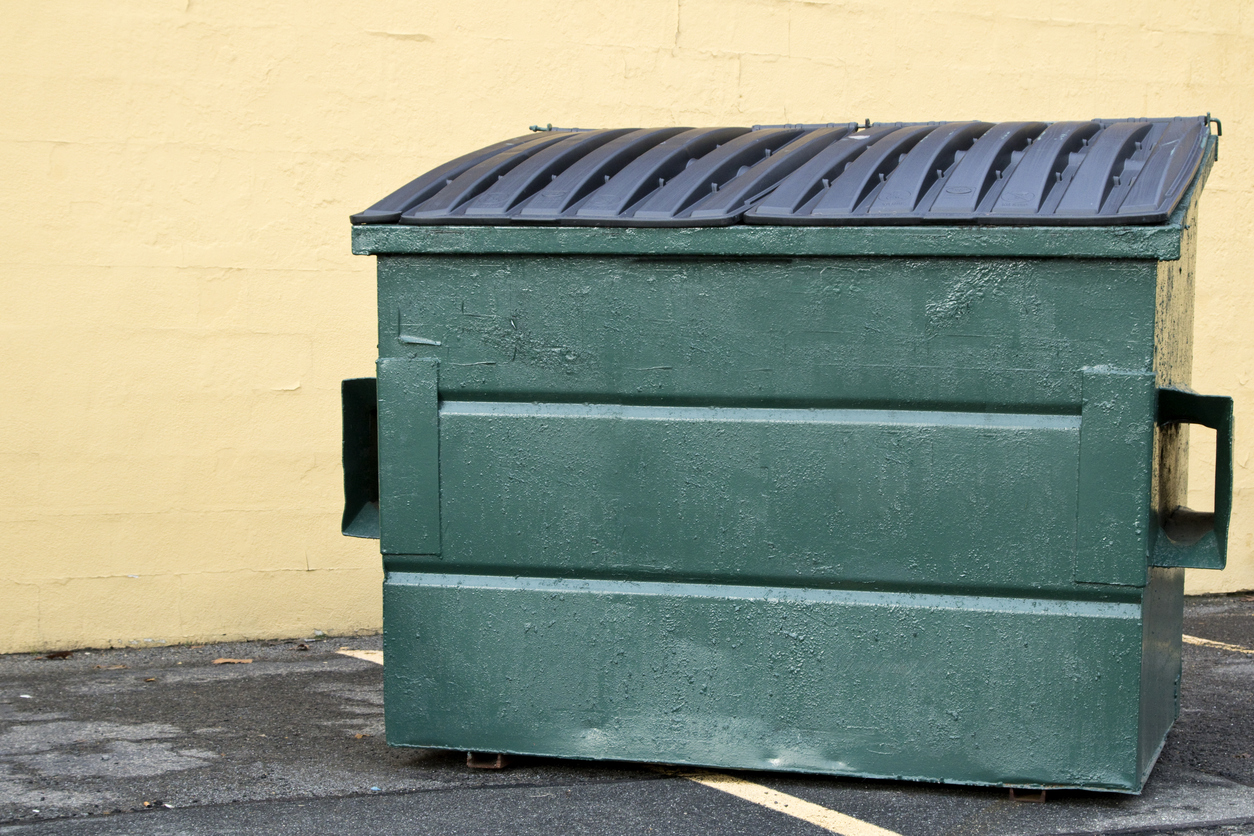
[1076,369,1157,587]
[466,752,509,769]
[376,357,442,556]
[1151,387,1234,570]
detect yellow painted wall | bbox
[3,1,1251,653]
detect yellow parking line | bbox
[337,649,384,664]
[1183,634,1254,655]
[659,767,901,836]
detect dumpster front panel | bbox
[376,252,1159,598]
[383,573,1145,791]
[371,246,1166,790]
[376,253,1158,411]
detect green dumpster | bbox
[344,118,1231,793]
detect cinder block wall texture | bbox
[3,1,1252,652]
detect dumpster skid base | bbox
[383,572,1174,793]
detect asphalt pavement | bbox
[2,594,1253,835]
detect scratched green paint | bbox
[357,145,1226,793]
[376,254,1157,410]
[417,403,1084,596]
[384,574,1143,791]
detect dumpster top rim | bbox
[351,219,1182,260]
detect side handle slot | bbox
[341,377,380,539]
[1152,387,1233,569]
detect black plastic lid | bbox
[352,117,1212,227]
